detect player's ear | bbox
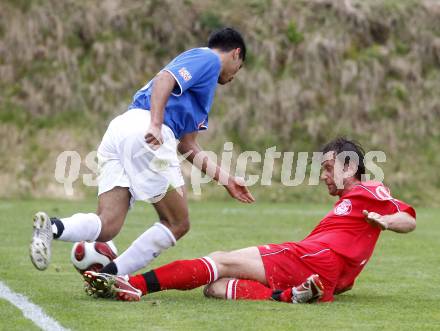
[233,48,241,60]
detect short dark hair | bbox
[320,137,365,180]
[208,27,246,61]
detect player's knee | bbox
[203,284,216,298]
[208,251,231,275]
[203,280,228,299]
[97,214,124,241]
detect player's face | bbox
[321,150,361,196]
[321,153,356,197]
[218,48,243,85]
[320,158,343,196]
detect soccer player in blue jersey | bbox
[30,27,254,275]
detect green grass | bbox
[0,200,439,330]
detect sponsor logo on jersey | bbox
[334,199,352,216]
[178,67,192,82]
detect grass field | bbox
[0,199,439,331]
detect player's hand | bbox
[225,177,255,204]
[363,210,388,230]
[145,125,163,150]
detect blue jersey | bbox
[128,47,221,139]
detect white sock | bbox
[57,213,102,242]
[114,222,176,275]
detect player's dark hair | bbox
[320,137,365,180]
[208,27,246,61]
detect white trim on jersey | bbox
[163,69,184,96]
[356,184,401,213]
[299,248,330,259]
[356,184,380,199]
[139,79,153,92]
[389,199,401,212]
[260,247,289,257]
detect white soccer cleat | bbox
[291,274,324,304]
[83,271,142,301]
[29,212,53,270]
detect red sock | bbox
[278,288,292,303]
[129,257,218,296]
[225,279,273,300]
[128,274,148,295]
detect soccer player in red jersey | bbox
[84,137,416,303]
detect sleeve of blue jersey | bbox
[199,116,209,131]
[163,49,220,96]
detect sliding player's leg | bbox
[203,275,323,303]
[100,186,188,275]
[131,246,266,293]
[84,244,324,303]
[205,243,327,303]
[29,186,130,271]
[204,278,273,300]
[204,266,324,304]
[84,246,266,300]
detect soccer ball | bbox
[71,241,118,274]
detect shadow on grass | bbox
[335,292,398,305]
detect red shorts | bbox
[258,241,344,302]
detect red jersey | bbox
[297,181,416,291]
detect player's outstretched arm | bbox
[178,133,255,203]
[363,210,416,233]
[145,71,176,148]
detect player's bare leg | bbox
[208,247,267,283]
[152,186,189,240]
[101,186,189,275]
[203,248,273,300]
[205,248,323,303]
[30,186,130,271]
[95,187,131,241]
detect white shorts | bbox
[97,108,184,206]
